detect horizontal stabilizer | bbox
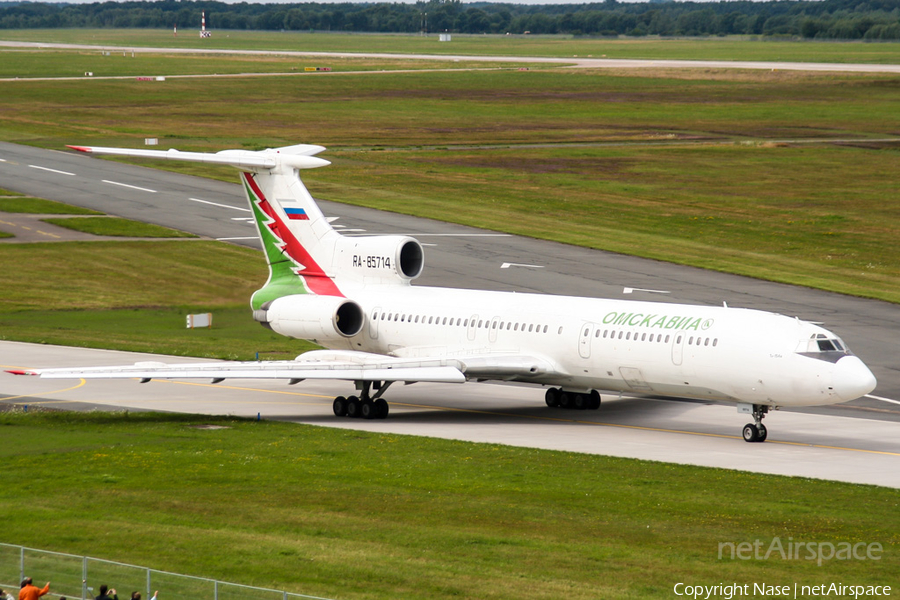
[67,145,330,172]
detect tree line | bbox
[1,0,899,40]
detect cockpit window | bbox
[801,333,851,362]
[817,339,837,352]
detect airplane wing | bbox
[7,350,556,385]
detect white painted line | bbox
[865,394,900,406]
[0,158,7,162]
[189,197,250,212]
[340,228,367,233]
[230,217,254,221]
[623,287,671,295]
[421,243,438,247]
[216,236,259,241]
[29,164,75,176]
[326,217,340,223]
[102,180,156,193]
[501,262,544,269]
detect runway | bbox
[1,142,899,487]
[3,341,899,488]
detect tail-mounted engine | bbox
[332,235,424,284]
[254,294,364,342]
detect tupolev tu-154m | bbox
[7,143,877,442]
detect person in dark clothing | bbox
[95,585,117,600]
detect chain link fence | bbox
[0,544,332,600]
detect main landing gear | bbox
[544,388,601,411]
[332,380,392,420]
[742,404,769,443]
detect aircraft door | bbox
[671,332,684,365]
[578,323,592,359]
[369,307,381,340]
[488,317,501,343]
[467,315,479,341]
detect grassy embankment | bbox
[2,28,900,63]
[0,410,896,600]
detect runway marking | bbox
[102,180,156,193]
[36,229,61,238]
[28,165,75,176]
[0,378,86,402]
[623,287,670,295]
[140,380,900,457]
[189,197,250,212]
[217,236,259,241]
[501,262,543,269]
[866,394,900,406]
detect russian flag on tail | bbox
[284,206,309,221]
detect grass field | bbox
[3,29,900,63]
[0,196,102,214]
[0,410,896,600]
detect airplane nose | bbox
[832,355,877,401]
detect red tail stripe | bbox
[243,173,343,297]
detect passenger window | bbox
[704,338,709,346]
[492,321,498,329]
[641,333,646,342]
[428,316,433,324]
[478,320,483,327]
[626,332,631,340]
[649,334,654,342]
[618,331,623,340]
[558,326,563,334]
[595,330,601,338]
[442,317,448,325]
[676,335,682,344]
[529,324,534,332]
[543,325,548,333]
[713,339,718,347]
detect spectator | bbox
[1,588,15,600]
[95,585,117,600]
[130,591,158,600]
[18,579,49,600]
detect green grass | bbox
[0,49,519,79]
[0,241,316,360]
[0,411,896,600]
[2,29,900,63]
[42,216,198,238]
[0,197,103,214]
[0,231,12,239]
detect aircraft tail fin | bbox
[68,144,343,307]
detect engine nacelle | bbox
[332,235,424,284]
[254,294,364,342]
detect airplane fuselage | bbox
[267,285,875,409]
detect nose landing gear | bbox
[742,405,769,443]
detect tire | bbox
[558,392,572,409]
[333,396,347,417]
[742,423,759,443]
[573,393,587,410]
[374,398,389,419]
[589,390,601,410]
[346,396,361,418]
[361,400,376,419]
[757,424,768,442]
[545,388,559,407]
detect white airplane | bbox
[8,143,877,443]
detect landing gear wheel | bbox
[742,423,759,443]
[374,398,389,419]
[573,393,587,410]
[333,396,348,417]
[558,392,572,409]
[589,390,602,410]
[360,400,376,420]
[346,396,361,418]
[545,388,560,408]
[742,404,771,442]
